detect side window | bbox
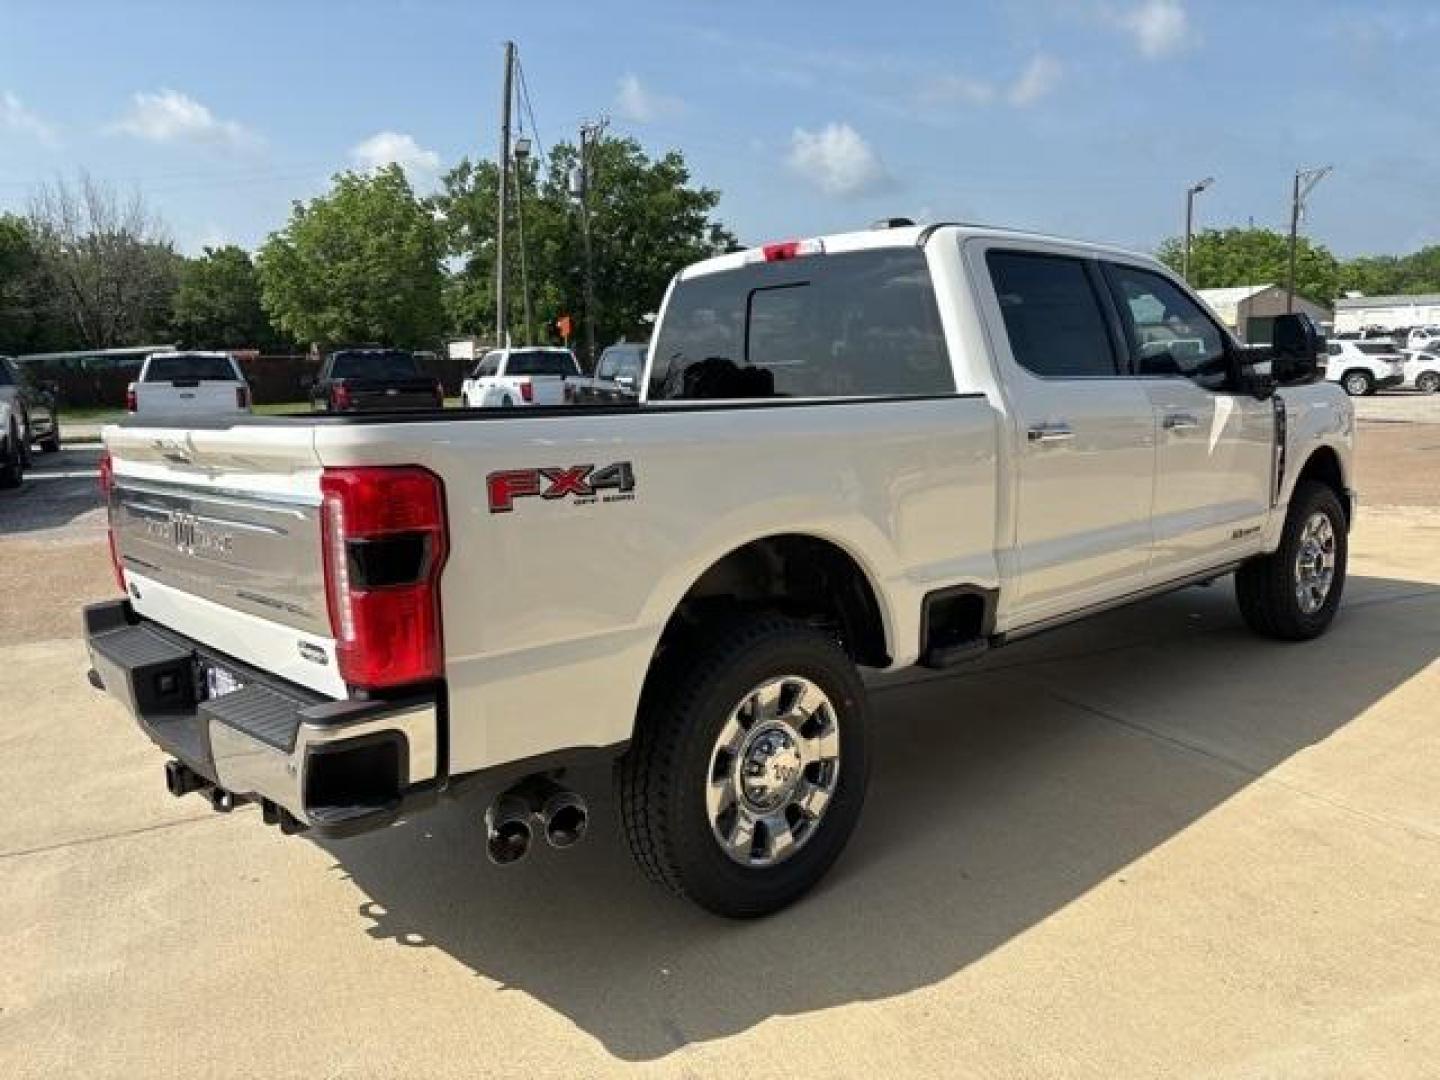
[1326,343,1342,357]
[474,352,501,378]
[986,251,1118,378]
[1105,264,1228,389]
[596,351,619,379]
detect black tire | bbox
[619,614,870,918]
[1416,371,1440,395]
[1341,370,1373,397]
[1235,481,1347,641]
[0,424,22,489]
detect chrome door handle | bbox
[1163,412,1200,431]
[1027,422,1075,443]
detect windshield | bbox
[331,351,420,379]
[144,355,237,381]
[506,350,577,377]
[649,248,954,400]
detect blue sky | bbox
[2,0,1437,259]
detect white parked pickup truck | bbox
[460,346,581,408]
[86,223,1354,917]
[127,351,252,416]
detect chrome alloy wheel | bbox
[1294,511,1337,615]
[705,676,841,868]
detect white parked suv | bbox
[1401,349,1440,394]
[461,346,581,408]
[87,222,1353,917]
[1323,339,1405,396]
[127,352,252,416]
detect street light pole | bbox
[1182,176,1213,282]
[1287,165,1332,313]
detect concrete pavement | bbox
[2,433,1439,1078]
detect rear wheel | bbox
[1416,371,1440,395]
[1235,480,1347,640]
[619,615,870,918]
[1341,370,1373,397]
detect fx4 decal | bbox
[487,462,636,513]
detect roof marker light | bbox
[751,238,826,264]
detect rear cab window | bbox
[506,350,578,378]
[648,247,955,400]
[331,351,419,380]
[598,347,645,381]
[143,355,239,382]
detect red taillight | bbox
[125,384,137,412]
[332,382,351,411]
[519,380,533,403]
[320,466,448,689]
[236,384,250,410]
[98,450,125,592]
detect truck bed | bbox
[104,392,1001,777]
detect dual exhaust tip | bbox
[484,778,589,866]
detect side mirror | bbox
[1271,312,1325,385]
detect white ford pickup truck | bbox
[85,223,1354,917]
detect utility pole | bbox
[574,117,607,370]
[1287,165,1332,312]
[1182,176,1213,282]
[494,40,515,347]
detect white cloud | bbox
[1007,54,1063,106]
[918,54,1061,110]
[614,73,685,123]
[786,122,894,198]
[349,130,441,180]
[109,89,258,148]
[0,91,59,146]
[1110,0,1191,59]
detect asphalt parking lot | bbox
[2,405,1439,1078]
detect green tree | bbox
[173,245,285,350]
[256,165,443,348]
[432,136,736,362]
[1157,227,1340,304]
[0,213,71,354]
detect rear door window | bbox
[985,251,1118,378]
[649,248,954,400]
[144,355,238,381]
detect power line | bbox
[513,55,547,164]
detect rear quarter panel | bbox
[312,398,1001,773]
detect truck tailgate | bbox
[104,422,343,696]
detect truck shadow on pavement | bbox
[318,573,1440,1062]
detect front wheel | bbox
[1235,481,1347,640]
[619,615,870,918]
[1416,371,1440,395]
